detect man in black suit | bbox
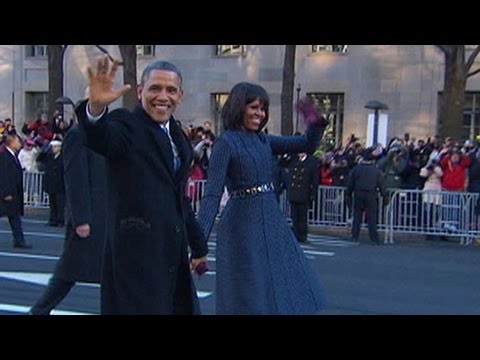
[0,134,32,249]
[30,122,108,315]
[77,56,208,315]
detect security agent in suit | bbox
[29,123,108,315]
[287,152,319,243]
[346,148,387,244]
[77,56,208,315]
[0,134,32,249]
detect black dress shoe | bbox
[13,242,33,249]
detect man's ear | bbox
[177,88,184,105]
[137,85,143,100]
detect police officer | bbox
[346,148,387,244]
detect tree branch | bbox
[466,45,480,71]
[436,45,449,54]
[467,67,480,78]
[94,45,123,65]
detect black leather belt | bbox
[231,182,275,198]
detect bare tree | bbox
[47,45,68,117]
[281,45,296,135]
[118,45,138,110]
[95,45,138,110]
[436,45,480,140]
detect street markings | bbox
[0,302,94,315]
[0,229,64,238]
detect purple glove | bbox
[297,98,328,126]
[194,262,209,276]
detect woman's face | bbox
[242,98,266,132]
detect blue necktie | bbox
[161,125,181,172]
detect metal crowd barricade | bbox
[385,189,480,246]
[23,171,49,208]
[180,181,480,246]
[25,174,476,246]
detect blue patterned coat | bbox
[197,124,326,315]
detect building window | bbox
[136,45,155,56]
[26,45,47,57]
[464,92,480,140]
[438,92,480,141]
[311,45,348,53]
[307,93,345,147]
[211,93,229,134]
[25,92,49,122]
[216,45,246,57]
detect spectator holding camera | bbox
[3,118,17,135]
[440,146,471,192]
[377,143,408,189]
[193,131,214,175]
[52,111,71,138]
[420,158,443,239]
[29,113,54,143]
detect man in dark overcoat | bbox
[77,56,208,315]
[30,123,108,314]
[0,134,32,249]
[346,148,387,244]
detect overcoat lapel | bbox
[134,106,175,179]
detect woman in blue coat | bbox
[197,82,327,315]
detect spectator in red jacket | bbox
[440,147,471,191]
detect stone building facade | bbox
[1,45,479,145]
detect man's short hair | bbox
[140,60,183,87]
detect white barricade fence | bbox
[185,182,480,246]
[23,171,49,208]
[25,174,479,245]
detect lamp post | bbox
[295,84,301,132]
[364,100,388,146]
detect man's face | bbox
[137,69,183,124]
[51,145,62,155]
[10,136,22,152]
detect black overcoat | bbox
[77,101,208,315]
[0,149,24,217]
[53,124,108,283]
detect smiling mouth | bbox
[153,102,172,110]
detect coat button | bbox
[168,266,176,273]
[174,225,181,234]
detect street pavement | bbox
[1,214,480,315]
